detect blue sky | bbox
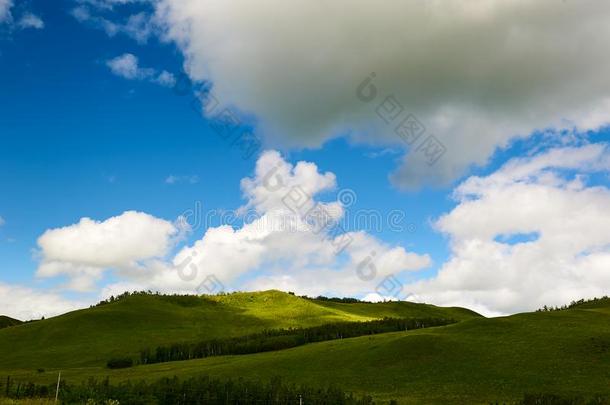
[1,0,610,318]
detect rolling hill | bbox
[2,292,608,404]
[0,290,478,370]
[0,316,21,330]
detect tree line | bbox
[519,393,608,404]
[134,317,455,366]
[304,295,366,304]
[3,376,607,404]
[93,290,377,309]
[1,375,386,404]
[536,296,609,312]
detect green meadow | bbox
[1,291,609,404]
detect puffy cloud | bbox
[106,53,176,87]
[28,145,610,314]
[36,211,179,291]
[17,13,44,30]
[0,283,83,320]
[72,6,155,43]
[155,70,176,87]
[363,293,398,303]
[33,152,428,297]
[120,11,156,43]
[237,230,431,298]
[151,151,429,297]
[240,150,337,214]
[151,0,610,188]
[106,53,153,80]
[407,143,610,316]
[70,6,91,21]
[0,2,43,30]
[100,151,431,298]
[0,0,11,23]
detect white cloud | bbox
[151,0,610,188]
[99,151,430,298]
[26,145,610,314]
[407,143,610,316]
[363,293,398,303]
[72,5,155,44]
[106,53,153,80]
[77,0,149,11]
[240,150,337,214]
[0,283,83,320]
[0,2,44,30]
[155,70,176,87]
[17,13,44,30]
[0,0,12,23]
[121,12,155,43]
[165,174,198,184]
[70,6,91,22]
[106,53,175,88]
[36,211,179,291]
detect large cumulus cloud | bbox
[33,152,430,300]
[151,0,610,188]
[36,211,180,291]
[407,143,610,316]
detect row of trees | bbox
[92,290,373,308]
[3,377,608,405]
[304,296,366,304]
[519,393,608,404]
[93,291,182,307]
[1,375,385,404]
[536,296,609,312]
[137,317,455,365]
[93,291,225,309]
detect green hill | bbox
[565,296,610,315]
[4,292,607,404]
[17,300,605,405]
[0,316,21,330]
[0,290,478,370]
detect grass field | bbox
[1,293,608,404]
[0,290,478,370]
[0,317,21,330]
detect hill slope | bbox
[0,316,21,329]
[0,290,479,370]
[34,302,606,405]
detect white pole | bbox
[299,394,303,405]
[54,371,61,404]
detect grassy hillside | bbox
[3,295,609,404]
[567,296,610,315]
[0,316,21,330]
[0,290,478,370]
[309,298,480,320]
[13,302,605,405]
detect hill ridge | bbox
[0,290,480,370]
[0,315,22,330]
